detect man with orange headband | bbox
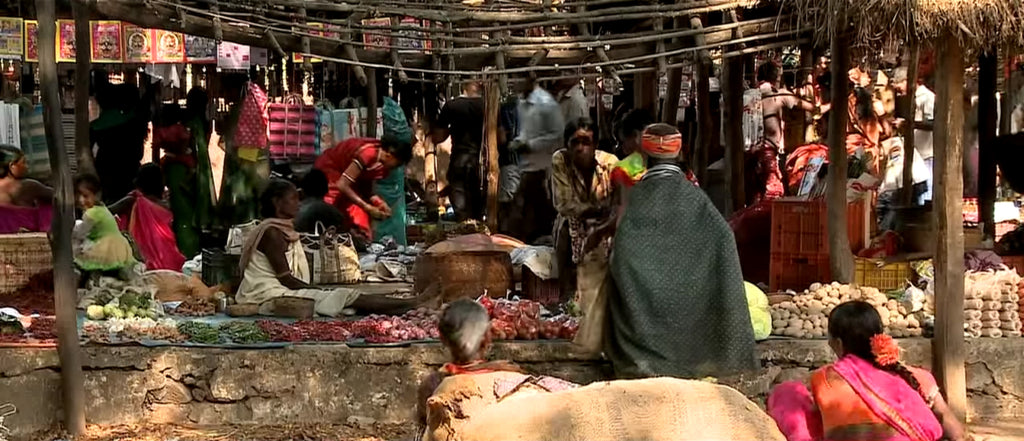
[604,123,757,379]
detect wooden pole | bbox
[723,56,745,214]
[484,77,500,232]
[932,32,967,424]
[978,49,998,240]
[691,16,712,186]
[73,0,95,175]
[1000,46,1014,137]
[366,68,378,138]
[827,28,854,283]
[900,46,920,206]
[37,0,87,435]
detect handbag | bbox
[225,220,259,254]
[268,95,317,160]
[302,223,361,285]
[234,82,269,152]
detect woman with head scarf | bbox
[605,123,757,379]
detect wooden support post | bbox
[492,31,508,93]
[390,17,408,83]
[634,73,656,115]
[691,15,712,185]
[900,46,920,206]
[827,28,854,283]
[527,49,549,80]
[484,78,500,232]
[1000,46,1014,136]
[932,32,967,424]
[574,5,619,83]
[72,0,94,174]
[978,49,998,240]
[342,16,368,87]
[366,68,378,138]
[723,56,745,214]
[660,14,683,124]
[299,6,312,72]
[211,0,223,42]
[654,19,667,78]
[37,0,86,435]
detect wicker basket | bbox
[0,233,53,295]
[414,251,512,301]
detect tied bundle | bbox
[964,268,1022,338]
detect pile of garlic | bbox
[964,269,1022,338]
[770,282,924,338]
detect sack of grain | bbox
[423,373,786,441]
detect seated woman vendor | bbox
[237,179,432,317]
[73,175,137,275]
[0,145,54,233]
[768,301,966,441]
[313,134,412,242]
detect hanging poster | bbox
[153,30,184,63]
[293,23,324,64]
[24,20,36,62]
[122,24,152,63]
[57,20,75,62]
[185,34,216,64]
[0,18,23,60]
[396,17,432,53]
[90,21,123,63]
[251,47,268,66]
[217,41,250,70]
[361,18,391,50]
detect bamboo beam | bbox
[900,46,920,206]
[389,16,408,83]
[73,0,95,175]
[827,27,854,283]
[299,6,312,72]
[660,15,683,124]
[493,31,508,93]
[691,15,712,185]
[343,13,369,87]
[654,19,667,78]
[484,77,500,232]
[366,68,378,138]
[573,4,619,83]
[37,0,87,435]
[978,49,998,240]
[932,32,967,425]
[1000,46,1014,137]
[211,0,223,41]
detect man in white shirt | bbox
[893,67,935,204]
[509,77,564,243]
[555,77,589,125]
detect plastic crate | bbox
[769,253,831,292]
[854,258,913,291]
[770,198,867,256]
[522,265,560,306]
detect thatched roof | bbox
[785,0,1024,52]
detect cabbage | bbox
[745,282,771,341]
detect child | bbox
[73,175,137,274]
[109,164,186,271]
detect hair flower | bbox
[870,334,900,366]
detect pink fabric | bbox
[128,191,186,271]
[768,381,823,441]
[0,205,52,233]
[830,355,943,441]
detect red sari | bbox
[314,138,389,239]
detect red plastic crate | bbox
[1000,255,1024,277]
[769,253,832,292]
[770,198,867,257]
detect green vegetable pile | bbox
[177,321,221,344]
[219,321,269,344]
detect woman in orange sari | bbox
[768,301,965,441]
[846,86,891,176]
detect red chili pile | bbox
[27,317,56,340]
[2,271,56,315]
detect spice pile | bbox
[82,318,184,343]
[771,282,925,338]
[174,297,217,317]
[2,271,55,315]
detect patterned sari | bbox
[769,355,944,441]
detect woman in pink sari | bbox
[768,301,965,441]
[109,163,186,271]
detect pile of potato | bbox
[771,282,924,338]
[964,269,1022,338]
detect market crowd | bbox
[0,58,972,441]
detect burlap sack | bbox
[424,373,786,441]
[572,249,609,355]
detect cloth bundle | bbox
[964,268,1022,338]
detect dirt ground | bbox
[27,420,1023,441]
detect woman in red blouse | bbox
[313,134,412,240]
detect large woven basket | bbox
[0,233,53,295]
[414,251,512,301]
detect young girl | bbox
[768,301,966,441]
[73,175,137,274]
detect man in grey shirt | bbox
[509,77,564,243]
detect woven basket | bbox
[0,233,52,295]
[414,251,512,301]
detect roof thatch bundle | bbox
[785,0,1024,52]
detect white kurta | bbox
[236,241,360,316]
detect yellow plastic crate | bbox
[854,258,913,291]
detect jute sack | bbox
[423,372,786,441]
